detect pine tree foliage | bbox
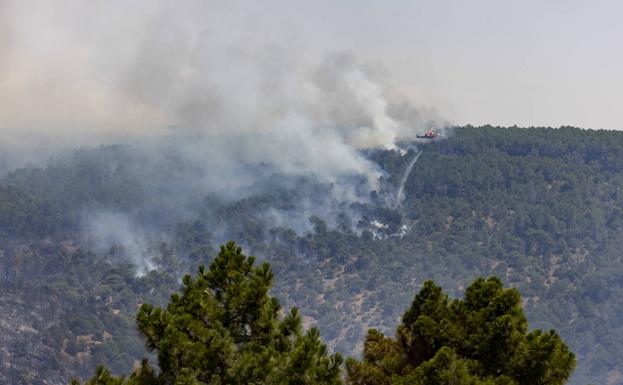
[346,277,575,385]
[73,243,575,385]
[74,241,343,385]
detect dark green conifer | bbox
[75,241,342,385]
[346,277,575,385]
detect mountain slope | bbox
[1,126,623,384]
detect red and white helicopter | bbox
[416,128,439,139]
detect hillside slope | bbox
[1,126,622,385]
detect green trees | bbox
[75,243,576,385]
[75,241,343,385]
[4,125,620,383]
[346,277,575,385]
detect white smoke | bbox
[0,0,445,181]
[0,0,448,269]
[83,211,156,276]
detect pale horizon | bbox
[1,0,621,139]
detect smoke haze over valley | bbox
[0,0,444,171]
[2,2,623,385]
[0,0,450,263]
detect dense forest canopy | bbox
[1,125,623,385]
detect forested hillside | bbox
[75,242,575,385]
[1,126,623,384]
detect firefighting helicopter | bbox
[416,128,439,139]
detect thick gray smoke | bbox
[0,0,448,271]
[0,0,445,174]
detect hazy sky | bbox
[1,0,622,140]
[261,0,623,130]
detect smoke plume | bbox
[0,0,444,169]
[83,211,156,276]
[0,0,448,270]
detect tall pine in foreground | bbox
[74,243,575,385]
[346,277,575,385]
[73,241,342,385]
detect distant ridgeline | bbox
[1,126,623,384]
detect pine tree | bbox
[75,241,342,385]
[346,277,575,385]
